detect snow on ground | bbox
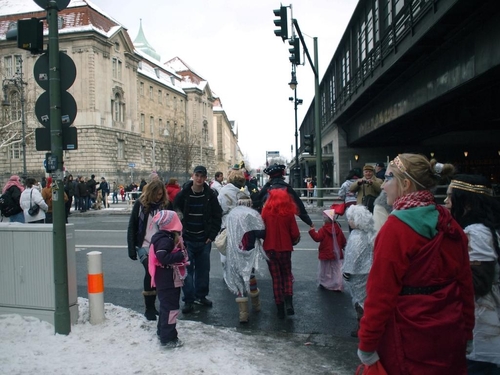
[0,298,347,375]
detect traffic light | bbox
[17,18,44,54]
[289,37,300,65]
[303,134,313,155]
[273,6,288,41]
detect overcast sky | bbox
[91,0,357,170]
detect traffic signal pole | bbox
[291,19,323,206]
[47,1,70,335]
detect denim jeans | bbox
[182,240,211,303]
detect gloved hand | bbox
[466,340,473,355]
[343,272,351,281]
[357,349,380,366]
[129,254,137,261]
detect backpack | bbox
[0,188,22,218]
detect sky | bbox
[89,0,358,170]
[0,297,352,375]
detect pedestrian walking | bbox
[1,175,24,223]
[173,165,222,314]
[127,179,172,321]
[342,204,375,337]
[148,210,189,349]
[309,208,347,291]
[20,177,48,224]
[357,154,474,374]
[261,188,300,319]
[446,174,500,373]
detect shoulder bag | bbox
[28,190,40,216]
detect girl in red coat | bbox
[357,154,475,375]
[261,188,300,319]
[308,209,346,291]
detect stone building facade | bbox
[0,0,241,187]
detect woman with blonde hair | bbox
[127,179,172,321]
[358,153,475,374]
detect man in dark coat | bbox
[173,165,222,314]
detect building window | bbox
[9,142,21,160]
[159,118,163,133]
[139,82,144,96]
[118,60,122,80]
[117,139,124,159]
[7,91,21,121]
[111,93,125,123]
[202,121,208,143]
[149,86,153,100]
[3,55,22,78]
[150,116,154,135]
[114,42,120,52]
[112,58,122,80]
[158,89,162,103]
[141,146,145,163]
[140,114,145,132]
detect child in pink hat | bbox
[308,209,347,291]
[148,210,189,349]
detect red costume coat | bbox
[262,213,300,252]
[358,205,474,375]
[308,222,346,260]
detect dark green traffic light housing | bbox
[273,6,288,41]
[289,37,300,65]
[7,18,45,54]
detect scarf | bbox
[138,201,163,239]
[2,175,24,194]
[392,190,435,211]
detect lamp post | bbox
[2,58,28,180]
[288,69,302,189]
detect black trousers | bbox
[157,287,181,343]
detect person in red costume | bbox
[357,153,475,375]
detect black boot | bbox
[143,292,158,321]
[284,295,294,316]
[277,303,285,319]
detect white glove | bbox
[357,349,380,366]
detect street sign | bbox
[35,126,78,151]
[34,52,77,91]
[35,91,77,127]
[128,163,136,168]
[266,151,280,157]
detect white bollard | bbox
[87,251,105,324]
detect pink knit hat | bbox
[152,210,183,232]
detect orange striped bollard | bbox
[87,251,105,324]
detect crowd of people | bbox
[3,155,499,373]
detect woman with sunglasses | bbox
[357,154,474,375]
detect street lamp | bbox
[2,58,28,180]
[288,69,302,190]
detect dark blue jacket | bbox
[150,231,185,289]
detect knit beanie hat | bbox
[152,210,183,232]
